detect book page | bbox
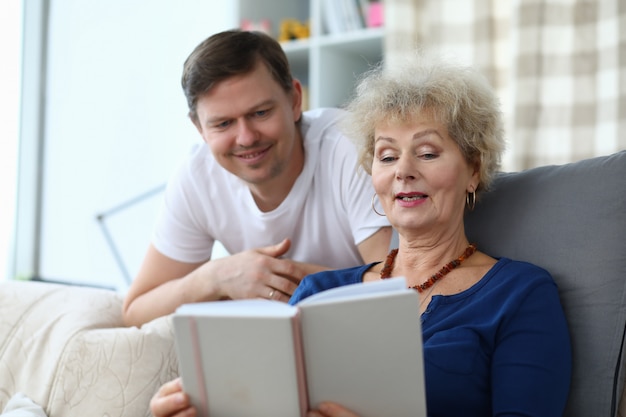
[299,286,427,417]
[297,276,408,306]
[176,298,296,317]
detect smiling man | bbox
[122,30,391,328]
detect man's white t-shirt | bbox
[152,107,390,269]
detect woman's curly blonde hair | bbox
[341,50,506,196]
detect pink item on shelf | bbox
[367,2,384,27]
[240,19,272,36]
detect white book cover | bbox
[173,277,427,417]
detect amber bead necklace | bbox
[380,243,477,292]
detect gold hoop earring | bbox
[371,193,386,216]
[466,190,476,211]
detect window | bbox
[0,1,22,280]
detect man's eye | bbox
[255,109,269,117]
[215,120,231,129]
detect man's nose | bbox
[236,119,258,146]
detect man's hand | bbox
[123,238,318,327]
[150,378,196,417]
[194,238,305,302]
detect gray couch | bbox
[1,150,625,417]
[465,150,626,417]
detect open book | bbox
[173,277,427,417]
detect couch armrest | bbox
[48,314,178,417]
[0,280,179,417]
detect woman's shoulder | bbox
[485,257,556,291]
[451,258,564,320]
[494,257,552,276]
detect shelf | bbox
[317,27,384,48]
[239,0,385,109]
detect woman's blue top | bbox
[289,258,572,417]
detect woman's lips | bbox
[395,192,428,207]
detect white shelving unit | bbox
[236,0,384,109]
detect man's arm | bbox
[122,239,306,327]
[122,244,205,328]
[357,226,393,264]
[123,228,392,328]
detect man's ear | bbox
[190,115,210,145]
[190,114,203,135]
[291,79,303,122]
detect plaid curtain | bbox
[383,0,626,171]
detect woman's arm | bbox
[491,282,572,416]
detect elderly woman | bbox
[150,52,571,417]
[298,52,572,417]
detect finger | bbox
[150,392,192,417]
[267,287,277,300]
[269,257,307,284]
[257,238,291,258]
[248,259,302,299]
[265,286,292,302]
[150,378,192,417]
[316,402,360,417]
[265,276,300,298]
[157,377,183,397]
[150,393,178,417]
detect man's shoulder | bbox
[184,143,220,172]
[301,108,355,151]
[302,107,346,122]
[301,108,346,135]
[185,142,210,161]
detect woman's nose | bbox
[395,156,417,181]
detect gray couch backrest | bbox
[465,150,626,417]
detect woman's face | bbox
[371,114,479,238]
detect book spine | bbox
[292,309,309,417]
[188,317,209,417]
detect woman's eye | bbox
[380,155,396,163]
[421,153,438,160]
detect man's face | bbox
[193,62,303,187]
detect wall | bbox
[35,1,235,290]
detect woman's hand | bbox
[150,381,359,417]
[150,378,196,417]
[308,402,360,417]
